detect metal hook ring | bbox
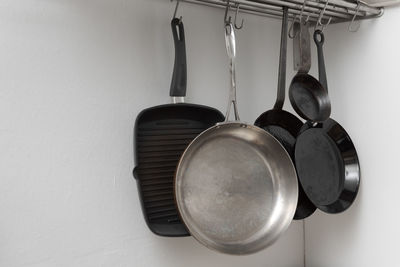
[313,29,325,45]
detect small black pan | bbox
[294,30,360,214]
[255,9,315,220]
[133,18,224,236]
[289,28,331,123]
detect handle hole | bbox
[313,30,325,45]
[175,25,181,41]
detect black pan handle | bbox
[314,30,328,92]
[274,7,289,110]
[170,18,187,97]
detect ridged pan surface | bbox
[175,122,298,255]
[134,104,224,236]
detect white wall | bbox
[304,7,400,267]
[0,0,304,266]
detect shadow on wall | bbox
[304,15,382,258]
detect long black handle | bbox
[314,30,328,92]
[274,7,289,110]
[170,18,187,97]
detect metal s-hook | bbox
[289,0,308,39]
[172,0,182,23]
[305,10,313,23]
[224,0,232,25]
[348,2,361,32]
[305,3,316,22]
[234,4,244,29]
[315,0,332,32]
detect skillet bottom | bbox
[295,128,344,206]
[295,119,360,214]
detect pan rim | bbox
[295,118,360,214]
[254,110,317,220]
[289,73,331,122]
[174,121,298,255]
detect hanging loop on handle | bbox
[225,23,236,60]
[224,23,240,122]
[314,30,328,91]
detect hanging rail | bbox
[173,0,383,25]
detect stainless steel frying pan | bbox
[174,19,298,255]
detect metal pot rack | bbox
[172,0,384,30]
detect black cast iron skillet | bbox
[289,28,331,123]
[295,30,360,214]
[133,18,224,236]
[255,9,315,220]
